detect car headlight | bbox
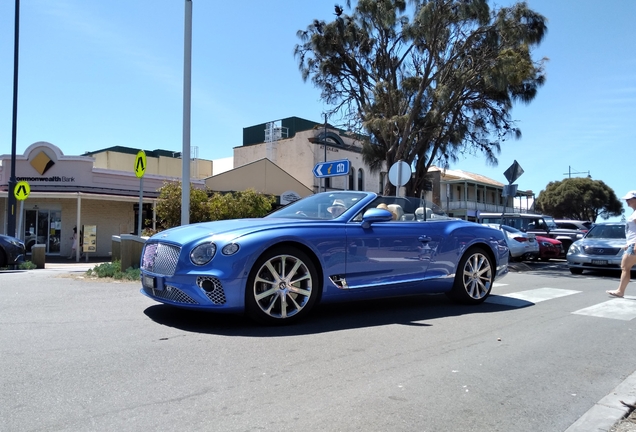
[9,239,24,248]
[221,243,240,256]
[190,242,216,266]
[567,244,580,255]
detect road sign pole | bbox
[17,200,24,240]
[138,177,143,236]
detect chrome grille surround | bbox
[583,246,621,256]
[197,276,227,305]
[142,242,181,276]
[143,285,198,305]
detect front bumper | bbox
[566,253,624,271]
[140,270,247,312]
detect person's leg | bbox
[608,250,636,297]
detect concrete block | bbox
[31,244,46,269]
[120,235,147,270]
[111,235,121,262]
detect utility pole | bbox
[6,0,20,237]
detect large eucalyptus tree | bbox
[295,0,547,196]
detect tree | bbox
[208,189,275,221]
[534,178,623,221]
[295,0,547,196]
[155,184,276,230]
[155,181,211,229]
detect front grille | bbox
[143,285,198,304]
[583,246,621,256]
[197,277,227,305]
[142,242,181,275]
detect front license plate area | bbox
[591,260,608,265]
[143,275,157,290]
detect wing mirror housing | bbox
[361,208,393,229]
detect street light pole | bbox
[181,0,192,226]
[322,114,327,193]
[6,0,20,237]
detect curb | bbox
[565,370,636,431]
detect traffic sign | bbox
[388,161,411,188]
[14,181,30,201]
[313,159,350,178]
[503,160,524,184]
[135,150,146,178]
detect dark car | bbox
[0,234,26,268]
[140,191,510,324]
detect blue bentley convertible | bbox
[140,191,509,324]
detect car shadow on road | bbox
[143,293,530,337]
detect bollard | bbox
[31,244,46,269]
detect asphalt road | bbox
[1,261,635,432]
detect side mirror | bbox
[361,208,393,229]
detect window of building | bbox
[379,172,385,194]
[324,177,331,189]
[357,168,364,191]
[349,169,355,190]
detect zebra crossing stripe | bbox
[573,299,636,321]
[486,288,580,307]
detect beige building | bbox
[0,142,205,258]
[234,117,385,194]
[84,146,213,179]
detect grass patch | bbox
[86,260,140,281]
[19,261,37,270]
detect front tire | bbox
[448,247,494,304]
[245,247,320,325]
[569,268,583,275]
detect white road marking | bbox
[486,288,580,307]
[573,299,636,321]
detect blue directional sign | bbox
[313,159,350,178]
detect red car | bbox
[536,236,563,261]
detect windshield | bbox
[543,216,559,230]
[500,224,522,234]
[584,224,626,239]
[267,192,369,220]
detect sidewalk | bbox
[41,255,111,273]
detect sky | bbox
[1,0,635,220]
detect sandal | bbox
[606,291,624,298]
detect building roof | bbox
[429,166,505,187]
[83,146,187,159]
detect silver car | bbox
[482,224,539,261]
[567,222,631,274]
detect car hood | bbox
[574,238,626,248]
[148,218,309,245]
[536,236,561,245]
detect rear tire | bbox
[448,247,494,304]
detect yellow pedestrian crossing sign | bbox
[14,181,30,201]
[135,150,146,178]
